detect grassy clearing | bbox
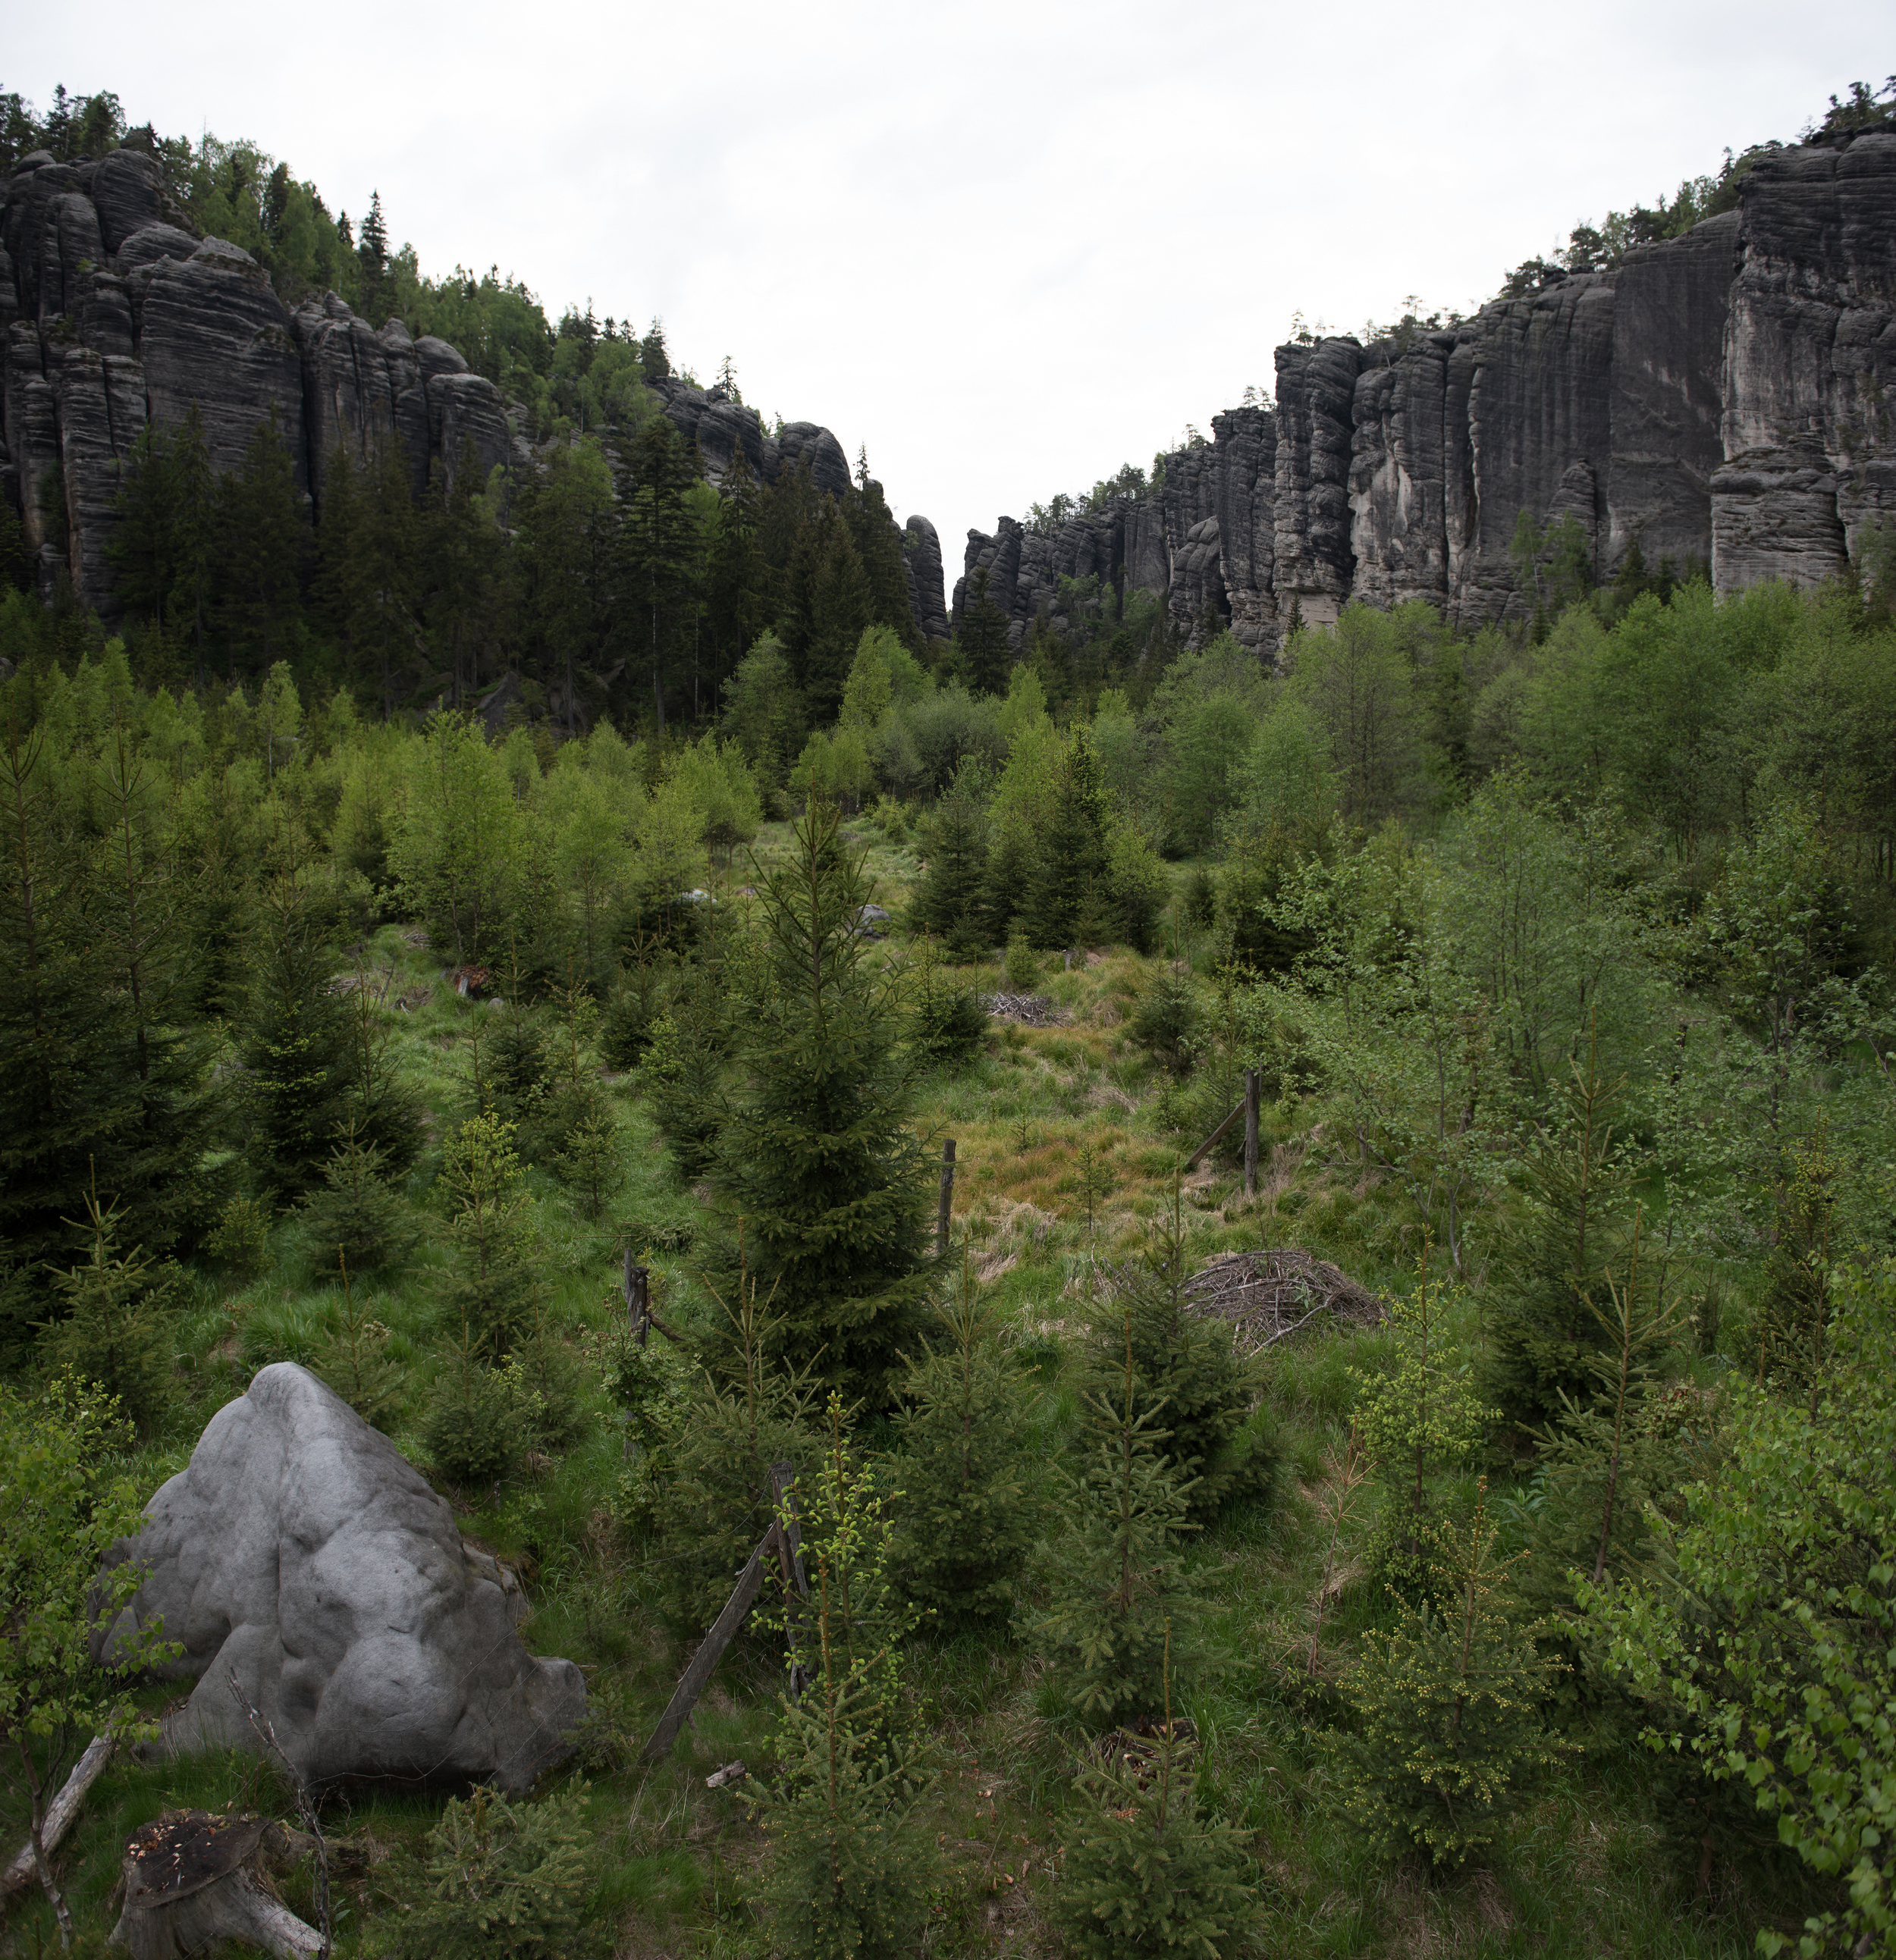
[2,823,1795,1958]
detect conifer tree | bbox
[1028,727,1113,949]
[89,711,218,1257]
[1351,1246,1490,1588]
[438,1112,538,1356]
[908,780,990,956]
[708,801,933,1406]
[707,443,768,695]
[618,416,698,733]
[423,1307,521,1487]
[754,1395,935,1960]
[1038,1298,1201,1728]
[338,951,426,1176]
[1088,1190,1277,1523]
[216,409,307,678]
[890,1267,1043,1633]
[977,812,1036,949]
[0,710,142,1348]
[959,569,1012,697]
[243,883,353,1203]
[1482,1025,1643,1433]
[841,466,922,654]
[300,1118,413,1276]
[1519,1209,1686,1635]
[36,1181,174,1438]
[653,1259,818,1637]
[783,504,874,725]
[310,1247,403,1432]
[1336,1483,1570,1867]
[1057,1631,1254,1958]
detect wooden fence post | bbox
[937,1140,956,1260]
[1244,1069,1260,1197]
[623,1250,650,1348]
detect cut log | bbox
[109,1811,320,1959]
[1,1736,114,1902]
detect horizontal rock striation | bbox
[959,128,1896,657]
[1,149,940,636]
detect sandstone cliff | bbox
[0,146,943,643]
[957,128,1896,654]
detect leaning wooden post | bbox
[623,1248,650,1349]
[937,1140,956,1259]
[640,1532,774,1764]
[1243,1069,1261,1197]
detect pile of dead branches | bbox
[1184,1249,1383,1352]
[981,992,1065,1027]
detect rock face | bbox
[93,1363,583,1793]
[903,515,950,644]
[0,146,946,641]
[956,127,1896,654]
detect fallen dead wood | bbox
[1,1736,113,1905]
[1183,1248,1384,1352]
[981,992,1065,1027]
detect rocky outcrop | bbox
[2,146,937,635]
[291,295,430,501]
[54,348,145,613]
[139,240,307,488]
[1717,132,1896,576]
[1605,212,1737,572]
[93,1364,585,1793]
[904,514,950,643]
[959,127,1895,657]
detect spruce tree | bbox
[706,442,768,688]
[908,781,989,956]
[617,416,698,734]
[437,1113,538,1356]
[91,713,220,1256]
[1028,727,1113,950]
[708,801,933,1407]
[1518,1209,1684,1640]
[1037,1299,1202,1728]
[1088,1190,1277,1523]
[1057,1633,1254,1958]
[1336,1484,1571,1867]
[36,1181,174,1438]
[0,710,142,1352]
[215,409,307,679]
[652,1262,818,1639]
[1351,1247,1490,1589]
[978,813,1036,949]
[754,1396,935,1960]
[1482,1027,1644,1434]
[310,1247,403,1432]
[300,1118,413,1276]
[890,1268,1043,1634]
[841,466,923,654]
[243,883,353,1203]
[959,569,1012,697]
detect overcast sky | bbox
[12,4,1891,578]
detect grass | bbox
[1,816,1808,1958]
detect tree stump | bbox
[110,1811,320,1958]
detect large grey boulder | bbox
[93,1363,584,1792]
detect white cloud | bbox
[14,0,1889,580]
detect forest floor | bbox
[2,814,1797,1959]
